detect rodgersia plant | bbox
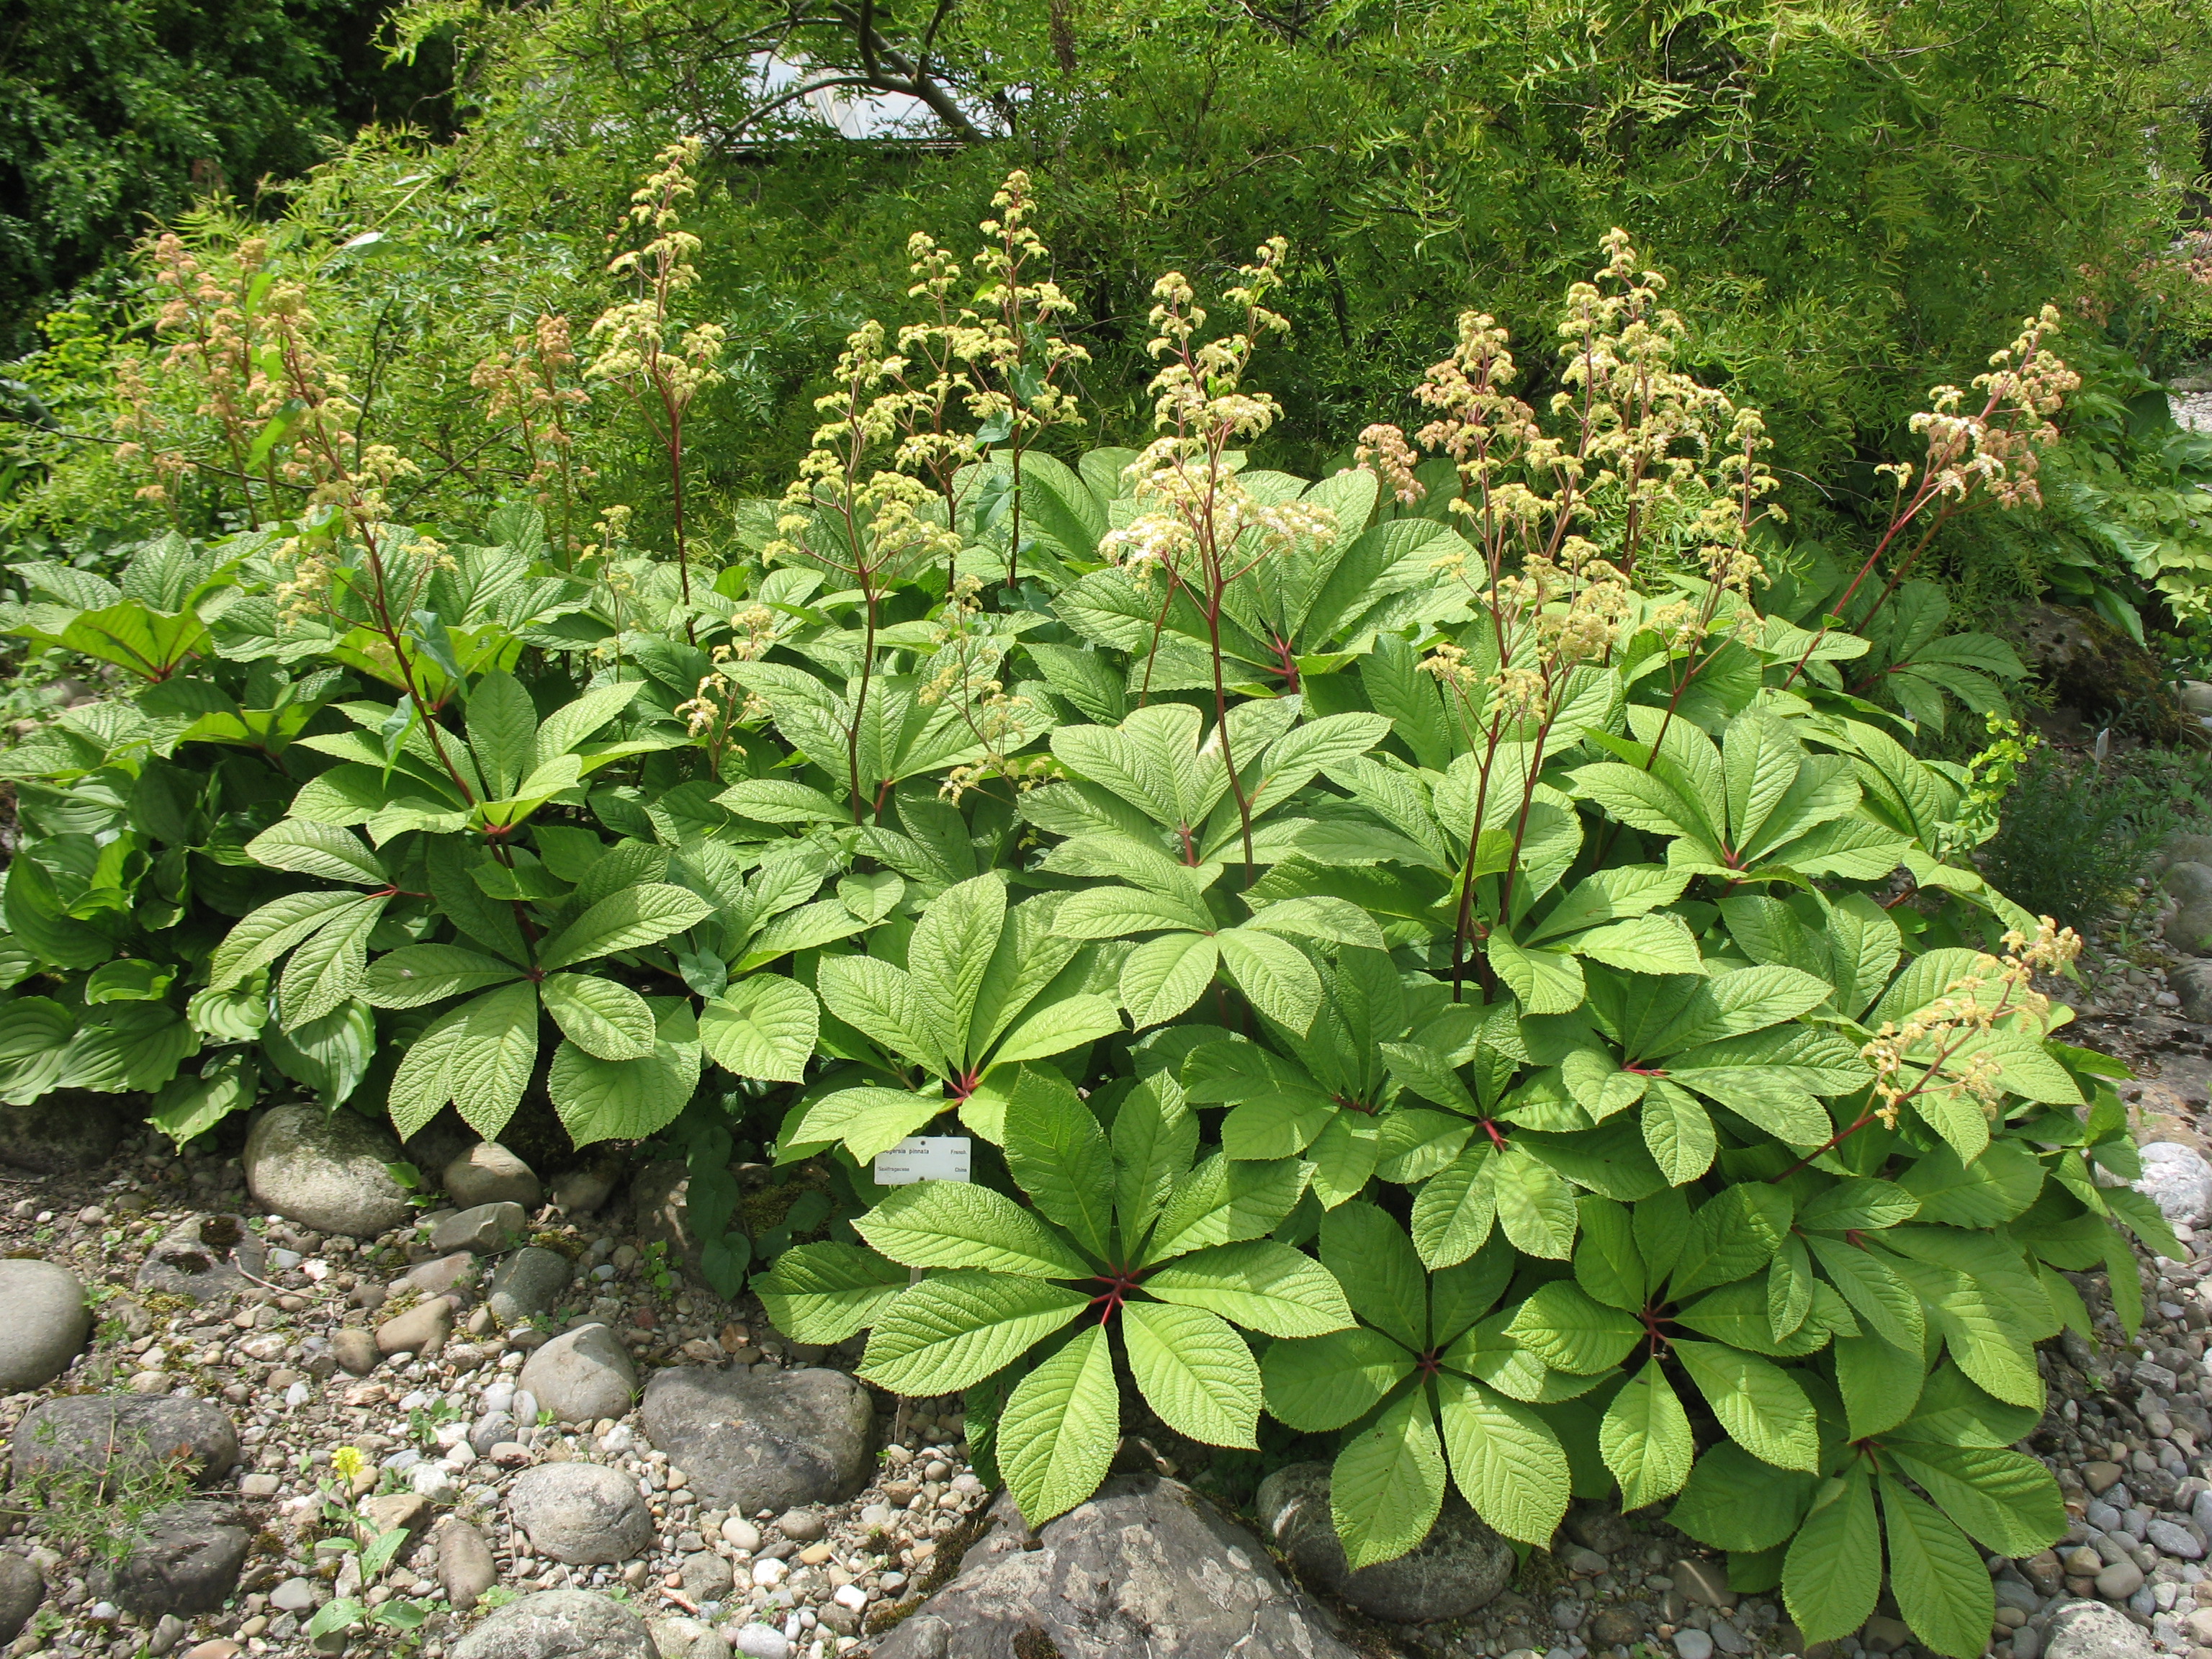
[0,189,2156,1658]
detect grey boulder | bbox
[2045,1600,2156,1659]
[134,1215,268,1305]
[88,1501,251,1615]
[2136,1143,2212,1227]
[551,1165,619,1218]
[2167,862,2212,956]
[0,1552,43,1644]
[2174,961,2212,1025]
[875,1476,1357,1659]
[439,1517,499,1611]
[488,1247,573,1324]
[1255,1460,1513,1622]
[519,1324,637,1425]
[507,1463,654,1565]
[0,1090,126,1174]
[243,1105,412,1238]
[639,1365,872,1513]
[451,1589,658,1659]
[10,1395,238,1488]
[0,1260,88,1391]
[446,1143,542,1210]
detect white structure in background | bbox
[755,54,944,139]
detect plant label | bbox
[873,1136,973,1185]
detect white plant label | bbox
[873,1136,973,1186]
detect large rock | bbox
[2175,961,2212,1025]
[377,1298,453,1358]
[488,1248,572,1325]
[2045,1599,2156,1659]
[87,1501,251,1615]
[874,1476,1357,1659]
[519,1325,637,1426]
[0,1260,88,1390]
[2136,1143,2212,1227]
[640,1366,873,1514]
[451,1590,657,1659]
[243,1105,412,1238]
[446,1143,542,1210]
[0,1090,126,1173]
[134,1215,269,1305]
[506,1464,654,1565]
[1254,1461,1514,1622]
[439,1517,498,1611]
[2166,863,2212,956]
[0,1553,43,1644]
[551,1163,620,1219]
[9,1395,238,1488]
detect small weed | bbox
[21,1422,199,1563]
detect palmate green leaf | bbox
[1881,1442,2066,1557]
[1143,1239,1355,1337]
[1262,1326,1416,1431]
[1673,1340,1819,1471]
[1574,1197,1647,1311]
[540,972,655,1061]
[1670,1442,1818,1552]
[1437,1372,1570,1545]
[1333,1389,1449,1570]
[999,1323,1120,1528]
[1122,1300,1262,1447]
[1321,1202,1429,1351]
[1671,1184,1796,1298]
[277,896,385,1030]
[1218,927,1323,1034]
[246,819,388,886]
[1486,930,1586,1016]
[1880,1475,1997,1659]
[1412,1146,1496,1269]
[1570,914,1703,976]
[536,883,716,971]
[1640,1079,1717,1185]
[909,873,1007,1060]
[1797,1177,1920,1232]
[210,889,373,992]
[1002,1071,1115,1261]
[856,1180,1092,1277]
[361,944,522,1007]
[786,1086,945,1163]
[1491,1143,1578,1259]
[1055,885,1216,938]
[446,979,541,1139]
[817,956,942,1071]
[1144,1154,1306,1264]
[755,1242,909,1344]
[1506,1282,1642,1374]
[862,1269,1089,1396]
[1308,1110,1382,1209]
[1784,1469,1881,1646]
[991,993,1124,1066]
[698,976,819,1083]
[1834,1334,1925,1440]
[1904,1362,2043,1448]
[465,670,539,799]
[548,999,702,1146]
[1805,1235,1925,1352]
[1119,932,1220,1028]
[1599,1358,1694,1510]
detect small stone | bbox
[506,1462,654,1564]
[487,1248,572,1325]
[1565,1547,1609,1575]
[2026,1552,2068,1596]
[2141,1145,2212,1228]
[777,1509,827,1543]
[332,1328,379,1375]
[733,1627,791,1659]
[0,1259,89,1390]
[1674,1631,1714,1659]
[688,1634,733,1659]
[2152,1520,2206,1560]
[182,1644,243,1659]
[450,1589,657,1659]
[638,1366,872,1513]
[138,1215,267,1308]
[721,1517,761,1551]
[519,1323,637,1424]
[2067,1547,2106,1576]
[550,1166,618,1218]
[439,1518,498,1611]
[1589,1609,1644,1647]
[403,1253,478,1296]
[1671,1558,1735,1609]
[431,1202,528,1255]
[680,1552,735,1601]
[2085,1463,2126,1496]
[377,1298,453,1357]
[359,1491,431,1541]
[270,1577,320,1613]
[147,1613,187,1656]
[445,1144,542,1210]
[1863,1616,1912,1653]
[2099,1560,2147,1600]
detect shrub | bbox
[0,191,2166,1654]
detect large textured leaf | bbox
[1002,1072,1116,1260]
[246,819,387,886]
[1491,1143,1578,1259]
[1784,1470,1881,1645]
[1486,931,1586,1016]
[753,1243,909,1344]
[698,976,819,1083]
[465,671,539,799]
[1436,1373,1570,1545]
[361,944,522,1007]
[446,980,541,1139]
[1121,1300,1262,1447]
[277,897,385,1030]
[1880,1475,1996,1659]
[861,1269,1089,1395]
[1506,1282,1641,1375]
[1119,932,1221,1028]
[858,1178,1092,1279]
[1412,1146,1497,1269]
[1332,1390,1448,1570]
[1145,1154,1307,1264]
[817,955,941,1070]
[1262,1327,1416,1431]
[540,972,655,1061]
[536,883,716,971]
[1640,1079,1717,1185]
[1599,1359,1694,1509]
[909,873,1007,1061]
[1669,1442,1817,1551]
[1144,1239,1355,1337]
[1218,928,1323,1034]
[992,994,1123,1066]
[1321,1202,1429,1351]
[1881,1442,2067,1557]
[209,890,370,991]
[786,1086,945,1163]
[998,1323,1120,1527]
[1672,1340,1818,1471]
[547,999,701,1145]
